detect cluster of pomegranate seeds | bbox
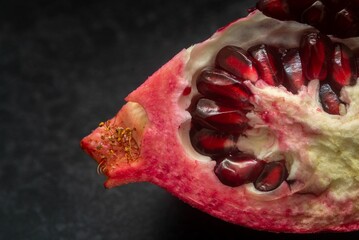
[189,30,359,190]
[256,0,359,38]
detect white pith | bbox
[179,11,359,201]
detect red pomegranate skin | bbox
[81,11,359,233]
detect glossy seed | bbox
[215,154,265,187]
[249,44,285,86]
[216,45,259,82]
[190,128,237,158]
[319,83,341,115]
[192,98,249,133]
[301,1,328,31]
[196,68,253,110]
[256,0,291,20]
[330,43,357,90]
[282,48,306,94]
[300,32,333,81]
[254,161,288,192]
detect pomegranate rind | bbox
[81,11,359,233]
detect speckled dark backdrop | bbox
[1,0,359,239]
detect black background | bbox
[1,0,359,239]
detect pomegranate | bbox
[81,3,359,233]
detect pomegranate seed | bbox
[249,44,285,86]
[192,98,249,134]
[330,43,357,90]
[282,49,306,94]
[254,161,288,192]
[215,155,265,187]
[319,83,341,115]
[190,128,237,157]
[333,8,359,38]
[301,1,328,32]
[216,46,259,82]
[300,32,333,81]
[256,0,291,20]
[196,68,253,110]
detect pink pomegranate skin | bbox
[81,12,359,233]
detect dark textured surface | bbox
[1,0,359,239]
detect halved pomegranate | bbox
[81,5,359,233]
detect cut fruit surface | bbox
[81,9,359,233]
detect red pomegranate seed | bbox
[216,46,259,82]
[196,68,253,110]
[192,98,249,134]
[215,155,265,187]
[282,49,306,94]
[300,32,333,81]
[256,0,291,20]
[333,8,359,38]
[301,1,328,31]
[254,161,288,192]
[319,83,341,115]
[330,43,357,90]
[190,128,237,157]
[248,44,285,86]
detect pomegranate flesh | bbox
[81,8,359,233]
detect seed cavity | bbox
[188,31,358,191]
